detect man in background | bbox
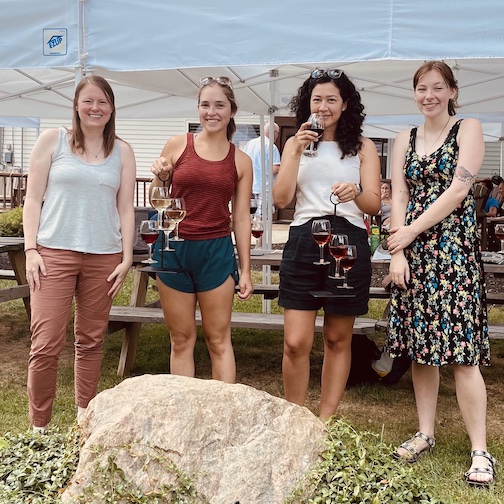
[242,122,281,218]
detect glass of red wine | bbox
[339,245,357,289]
[251,216,264,251]
[139,220,159,264]
[311,219,331,265]
[250,195,259,217]
[303,113,324,157]
[328,234,348,279]
[495,223,504,253]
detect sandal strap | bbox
[470,450,497,467]
[414,431,436,449]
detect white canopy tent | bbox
[2,0,504,249]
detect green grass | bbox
[1,273,504,502]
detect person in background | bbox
[242,121,281,219]
[273,68,381,421]
[380,181,392,227]
[481,179,499,217]
[149,76,253,384]
[387,61,495,487]
[23,75,136,433]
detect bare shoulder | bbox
[118,138,135,157]
[161,134,187,161]
[235,146,252,165]
[458,117,482,133]
[33,127,60,154]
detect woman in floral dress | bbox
[387,61,496,487]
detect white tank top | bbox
[291,141,365,229]
[37,128,123,254]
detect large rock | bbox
[62,375,327,503]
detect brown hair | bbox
[71,75,117,157]
[198,82,238,141]
[413,61,459,116]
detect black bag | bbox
[346,334,382,388]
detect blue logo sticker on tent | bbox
[43,29,67,56]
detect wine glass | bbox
[250,195,259,217]
[251,217,264,251]
[162,214,176,251]
[339,245,357,289]
[311,219,331,265]
[139,220,159,264]
[167,197,186,241]
[495,223,504,253]
[303,113,324,157]
[328,234,348,279]
[151,186,171,230]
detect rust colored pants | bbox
[27,247,121,427]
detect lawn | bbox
[1,271,503,503]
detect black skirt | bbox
[278,216,371,316]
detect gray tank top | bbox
[37,128,123,254]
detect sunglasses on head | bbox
[310,68,343,80]
[199,76,233,89]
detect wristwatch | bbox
[355,183,362,196]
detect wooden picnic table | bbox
[0,236,30,317]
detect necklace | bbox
[422,117,450,161]
[86,143,103,159]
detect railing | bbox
[0,173,151,210]
[0,171,27,210]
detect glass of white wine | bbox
[166,197,186,241]
[151,186,171,230]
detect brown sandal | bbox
[393,431,435,464]
[465,450,497,487]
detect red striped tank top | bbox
[171,133,238,240]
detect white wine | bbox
[151,197,171,210]
[167,209,186,222]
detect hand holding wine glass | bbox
[339,245,357,289]
[328,234,348,279]
[139,220,159,264]
[303,113,324,157]
[311,219,331,265]
[151,186,171,230]
[167,197,186,241]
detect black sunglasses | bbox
[311,69,343,80]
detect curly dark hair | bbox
[289,71,365,158]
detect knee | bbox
[323,331,352,353]
[170,330,197,352]
[283,337,311,358]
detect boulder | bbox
[62,375,327,503]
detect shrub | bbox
[0,207,23,236]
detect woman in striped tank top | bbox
[149,76,253,384]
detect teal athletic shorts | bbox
[152,235,239,293]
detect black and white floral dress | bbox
[388,120,490,366]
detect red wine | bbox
[329,244,348,259]
[496,233,504,241]
[341,256,356,269]
[250,206,258,215]
[252,230,263,239]
[307,126,324,137]
[312,231,330,245]
[141,232,158,245]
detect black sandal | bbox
[393,431,436,464]
[465,450,497,487]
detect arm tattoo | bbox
[399,189,409,196]
[456,165,476,186]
